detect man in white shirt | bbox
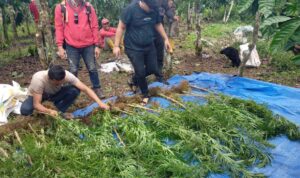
[21,65,109,119]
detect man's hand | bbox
[99,103,110,110]
[48,109,59,117]
[164,39,172,53]
[113,46,121,58]
[95,46,100,59]
[174,16,180,21]
[57,46,67,59]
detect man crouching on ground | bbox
[20,65,109,119]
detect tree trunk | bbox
[8,6,18,41]
[0,8,3,44]
[35,0,56,68]
[191,2,195,28]
[223,8,227,22]
[238,12,260,76]
[25,18,31,36]
[225,0,234,23]
[187,2,192,30]
[1,6,9,42]
[195,13,202,57]
[21,3,31,36]
[194,0,201,14]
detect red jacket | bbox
[99,27,116,48]
[29,0,39,24]
[54,2,99,48]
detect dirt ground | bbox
[0,45,273,111]
[0,32,299,131]
[0,49,270,97]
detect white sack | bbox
[0,81,28,125]
[234,26,254,43]
[239,43,261,67]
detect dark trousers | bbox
[20,86,80,116]
[125,44,158,97]
[66,44,101,89]
[154,36,164,81]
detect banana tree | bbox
[239,0,300,64]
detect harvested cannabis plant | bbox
[0,95,299,177]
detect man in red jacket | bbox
[99,18,116,50]
[54,0,105,98]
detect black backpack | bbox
[60,1,92,27]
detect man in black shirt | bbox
[114,0,171,104]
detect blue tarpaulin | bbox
[73,72,300,178]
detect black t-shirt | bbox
[121,2,161,51]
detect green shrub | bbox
[28,46,38,57]
[203,21,244,39]
[202,8,214,21]
[271,51,296,72]
[256,40,270,59]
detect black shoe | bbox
[156,76,168,84]
[127,78,137,93]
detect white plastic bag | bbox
[0,81,28,125]
[239,43,261,67]
[234,26,254,43]
[99,61,133,73]
[100,62,120,73]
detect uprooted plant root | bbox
[0,117,50,138]
[0,81,194,135]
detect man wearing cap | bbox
[54,0,105,99]
[99,18,116,51]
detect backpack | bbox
[59,0,92,49]
[60,0,92,27]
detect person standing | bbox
[29,0,39,24]
[154,0,178,82]
[113,0,171,104]
[54,0,105,98]
[165,0,179,37]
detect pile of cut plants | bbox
[0,83,300,177]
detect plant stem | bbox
[113,127,126,147]
[158,93,186,109]
[190,85,211,93]
[14,130,22,145]
[0,147,9,158]
[28,123,44,142]
[182,91,206,97]
[112,108,134,115]
[127,104,160,113]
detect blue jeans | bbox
[66,44,101,89]
[20,86,80,115]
